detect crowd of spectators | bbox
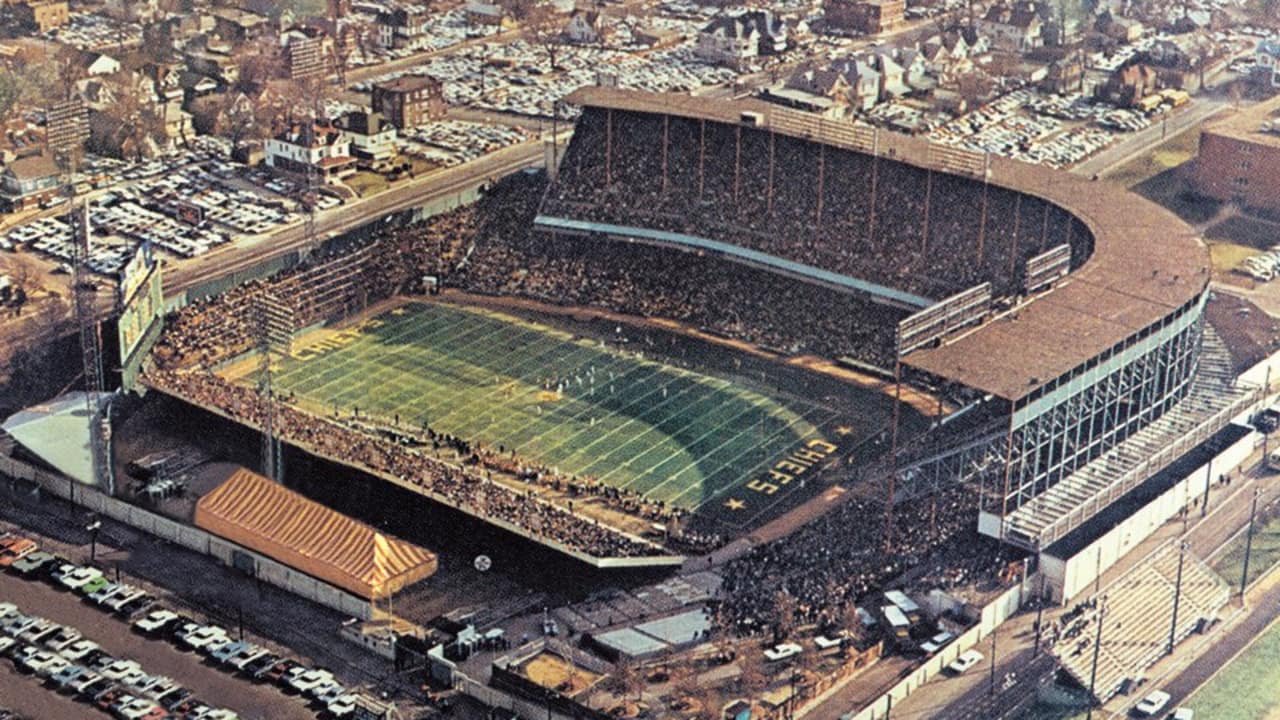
[714,482,1018,636]
[543,108,1095,302]
[143,366,665,558]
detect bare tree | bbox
[737,648,768,699]
[512,0,564,71]
[612,657,645,704]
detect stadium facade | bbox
[543,88,1254,569]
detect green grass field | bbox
[1182,611,1280,720]
[1211,507,1280,594]
[257,302,877,531]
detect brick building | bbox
[824,0,904,35]
[1195,95,1280,214]
[371,76,446,129]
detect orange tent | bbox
[195,468,437,599]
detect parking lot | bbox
[0,522,401,720]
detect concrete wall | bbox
[812,581,1025,720]
[0,455,372,620]
[1041,425,1257,603]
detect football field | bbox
[250,302,888,531]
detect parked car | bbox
[1134,690,1171,717]
[763,642,803,662]
[133,610,179,635]
[946,649,984,675]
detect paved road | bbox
[0,571,316,720]
[1070,99,1230,179]
[165,139,548,297]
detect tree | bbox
[612,657,644,704]
[0,69,19,123]
[512,0,564,71]
[737,648,768,699]
[217,92,259,150]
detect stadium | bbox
[129,87,1263,703]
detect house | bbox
[876,45,929,89]
[1254,38,1280,88]
[0,154,61,211]
[465,1,515,29]
[695,11,788,68]
[371,75,446,129]
[563,10,604,45]
[13,1,68,33]
[1140,35,1214,91]
[769,66,852,117]
[103,0,159,23]
[335,111,397,165]
[838,58,882,109]
[922,32,976,76]
[212,8,271,44]
[1041,56,1083,94]
[264,122,356,184]
[977,2,1042,53]
[183,47,240,87]
[1099,63,1158,108]
[376,6,430,49]
[84,53,121,77]
[1096,12,1144,43]
[824,0,905,35]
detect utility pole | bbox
[988,628,997,696]
[1241,489,1261,595]
[1086,597,1106,720]
[1168,542,1187,656]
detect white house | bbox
[336,111,397,164]
[1257,38,1280,88]
[977,2,1042,53]
[695,10,787,68]
[564,10,603,45]
[264,122,356,184]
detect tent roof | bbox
[194,468,437,599]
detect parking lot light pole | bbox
[86,519,101,563]
[1241,489,1261,596]
[1168,542,1187,656]
[1086,597,1107,720]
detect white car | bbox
[327,695,359,717]
[946,649,984,675]
[132,610,178,634]
[57,566,103,591]
[311,681,346,702]
[763,642,803,662]
[1171,709,1194,720]
[179,625,228,651]
[287,668,335,694]
[45,627,82,652]
[1134,690,1171,717]
[59,639,100,662]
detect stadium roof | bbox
[2,392,104,486]
[194,467,437,599]
[565,87,1209,401]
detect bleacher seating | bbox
[1052,543,1230,703]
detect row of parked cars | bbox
[0,533,372,719]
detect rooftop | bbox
[1201,93,1280,150]
[564,87,1208,401]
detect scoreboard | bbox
[117,243,163,390]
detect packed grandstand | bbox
[142,89,1234,649]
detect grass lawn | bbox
[1210,506,1280,591]
[1183,611,1280,719]
[1209,242,1261,275]
[1106,124,1222,226]
[346,171,389,198]
[244,302,889,531]
[1107,125,1202,188]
